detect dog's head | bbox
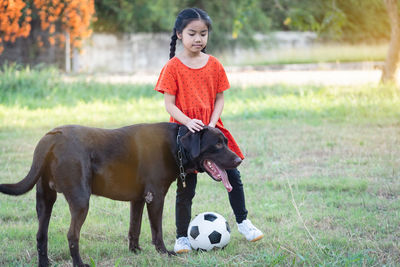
[179,126,242,192]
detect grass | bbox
[0,66,399,266]
[221,43,388,66]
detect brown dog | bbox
[0,122,241,267]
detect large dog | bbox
[0,122,242,266]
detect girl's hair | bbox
[169,7,212,59]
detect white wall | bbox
[77,32,317,73]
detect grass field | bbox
[0,66,399,266]
[221,43,388,67]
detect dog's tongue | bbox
[203,160,232,192]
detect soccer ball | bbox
[188,212,231,251]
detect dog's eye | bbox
[215,142,223,149]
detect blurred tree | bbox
[0,0,95,55]
[0,0,31,54]
[93,0,271,52]
[33,0,95,49]
[264,0,389,42]
[94,0,179,33]
[381,0,400,84]
[1,0,393,62]
[269,0,346,38]
[93,0,392,50]
[335,0,389,43]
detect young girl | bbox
[155,7,263,253]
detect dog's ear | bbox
[180,130,201,159]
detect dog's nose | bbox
[234,157,242,166]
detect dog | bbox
[0,122,242,266]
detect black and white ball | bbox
[188,212,231,251]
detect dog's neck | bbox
[176,125,198,174]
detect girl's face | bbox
[177,20,208,55]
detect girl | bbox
[155,7,263,253]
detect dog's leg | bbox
[146,195,176,256]
[128,200,145,253]
[65,193,90,267]
[36,177,57,267]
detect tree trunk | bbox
[381,0,400,84]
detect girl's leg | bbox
[175,173,197,238]
[226,168,248,223]
[227,168,264,242]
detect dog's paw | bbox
[167,250,177,257]
[129,245,142,254]
[38,259,49,267]
[156,246,176,256]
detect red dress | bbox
[154,55,244,159]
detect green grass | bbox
[222,43,388,66]
[0,66,399,266]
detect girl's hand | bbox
[186,119,204,133]
[208,122,216,128]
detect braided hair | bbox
[169,7,212,59]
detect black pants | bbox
[175,168,248,238]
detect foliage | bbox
[33,0,95,48]
[0,0,31,54]
[0,0,95,54]
[0,0,391,55]
[94,0,179,33]
[261,0,390,42]
[93,0,272,52]
[192,0,271,50]
[93,0,391,47]
[335,0,390,42]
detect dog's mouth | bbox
[202,159,232,192]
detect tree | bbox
[381,0,400,84]
[0,0,95,55]
[0,0,31,54]
[93,0,272,52]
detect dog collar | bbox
[176,126,187,188]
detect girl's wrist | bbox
[183,117,191,126]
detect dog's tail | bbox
[0,131,58,196]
